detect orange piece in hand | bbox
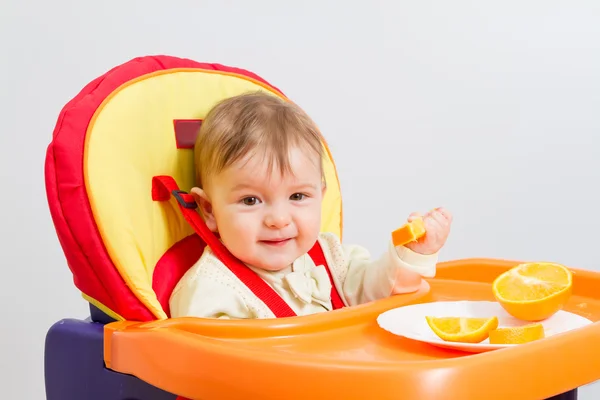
[391,218,426,247]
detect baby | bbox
[169,92,453,319]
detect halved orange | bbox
[425,316,499,343]
[392,218,426,247]
[492,262,573,321]
[489,323,545,344]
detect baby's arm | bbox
[169,271,254,320]
[327,234,437,306]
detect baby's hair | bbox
[194,91,325,188]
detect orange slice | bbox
[489,323,545,344]
[425,316,499,343]
[492,262,573,321]
[392,218,426,246]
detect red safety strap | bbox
[152,176,296,318]
[308,243,345,310]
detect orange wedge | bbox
[425,316,499,343]
[492,262,573,321]
[392,218,426,247]
[489,323,545,344]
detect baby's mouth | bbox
[260,238,293,247]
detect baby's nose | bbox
[265,208,291,228]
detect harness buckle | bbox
[171,190,198,209]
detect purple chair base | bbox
[44,316,177,400]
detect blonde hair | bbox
[194,91,324,188]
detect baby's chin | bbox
[251,259,296,272]
[243,253,301,272]
[257,264,293,272]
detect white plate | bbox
[376,301,593,353]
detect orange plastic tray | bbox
[104,258,600,400]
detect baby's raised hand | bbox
[404,207,452,255]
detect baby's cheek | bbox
[306,212,323,237]
[230,217,256,237]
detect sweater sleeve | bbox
[322,233,437,306]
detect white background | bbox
[1,1,599,398]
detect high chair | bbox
[44,55,599,400]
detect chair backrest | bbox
[45,55,343,321]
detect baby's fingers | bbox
[434,207,453,224]
[407,212,422,222]
[429,211,448,228]
[424,214,444,235]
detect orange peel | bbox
[425,316,499,343]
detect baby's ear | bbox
[190,187,217,232]
[321,180,327,198]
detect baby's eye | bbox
[242,197,259,206]
[290,193,306,201]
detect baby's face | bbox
[205,147,324,271]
